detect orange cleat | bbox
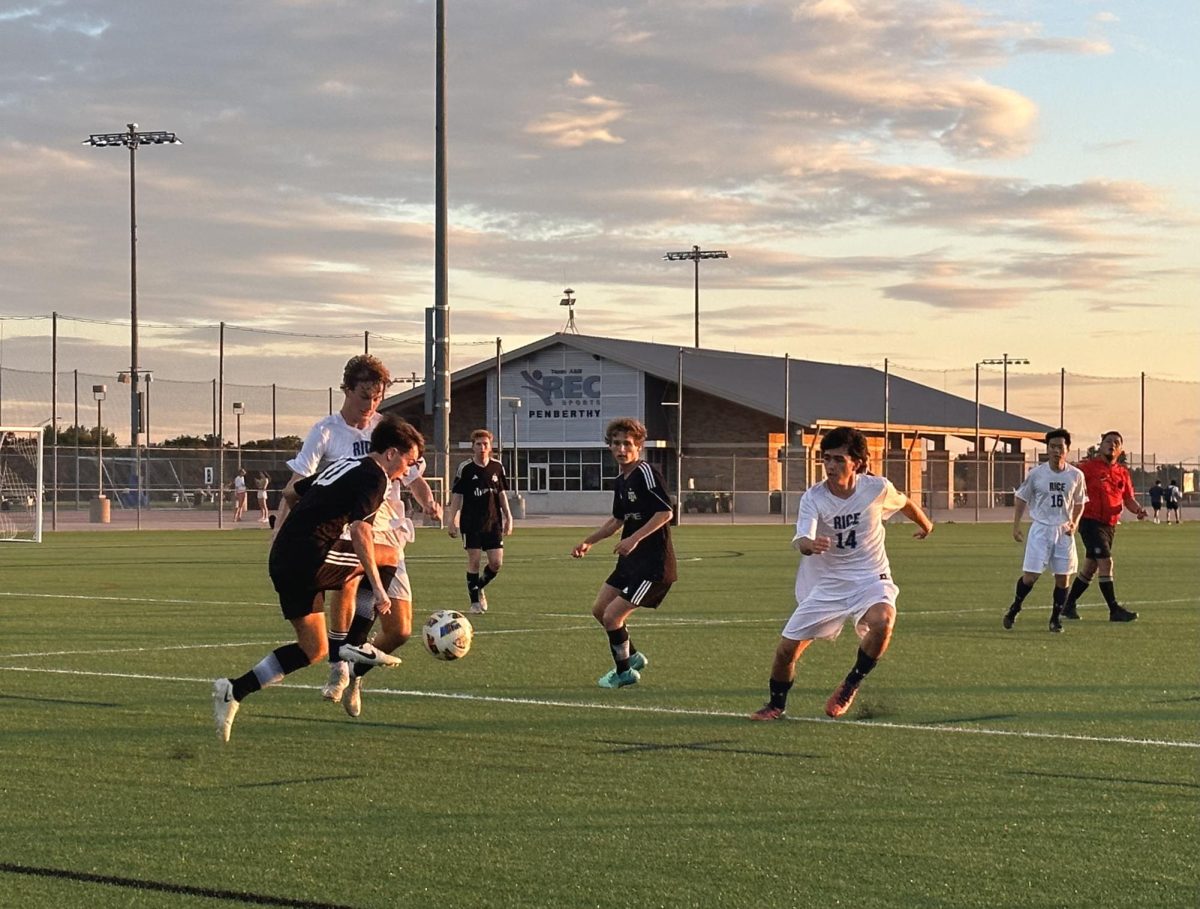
[824,681,859,718]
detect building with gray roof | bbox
[383,333,1053,516]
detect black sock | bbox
[844,648,878,688]
[346,614,373,646]
[327,631,346,663]
[768,678,793,710]
[1066,575,1090,607]
[606,626,631,673]
[1011,577,1034,609]
[479,565,499,588]
[1051,585,1067,620]
[232,643,310,700]
[466,572,480,603]
[1098,577,1119,610]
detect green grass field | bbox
[1,522,1196,909]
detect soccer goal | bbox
[0,426,43,542]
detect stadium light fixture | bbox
[663,245,728,348]
[83,123,182,452]
[981,353,1030,413]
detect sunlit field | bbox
[1,522,1196,909]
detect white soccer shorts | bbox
[1022,522,1078,576]
[782,577,899,642]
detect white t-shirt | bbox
[233,475,246,494]
[287,412,381,477]
[792,475,907,597]
[1015,462,1087,526]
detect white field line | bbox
[0,664,1196,751]
[3,589,1193,611]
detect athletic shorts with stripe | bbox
[272,541,396,620]
[605,567,672,609]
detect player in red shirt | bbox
[1062,430,1147,622]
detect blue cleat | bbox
[628,651,649,672]
[597,668,640,689]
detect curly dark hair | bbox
[341,354,391,392]
[820,426,870,474]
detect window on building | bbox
[508,448,617,491]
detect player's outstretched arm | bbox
[901,499,934,539]
[573,516,623,558]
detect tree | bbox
[43,424,116,447]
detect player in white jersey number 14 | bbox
[750,426,933,722]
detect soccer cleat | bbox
[750,704,785,721]
[824,680,859,718]
[1002,604,1020,630]
[1049,616,1063,633]
[321,661,350,701]
[597,668,640,689]
[628,651,649,673]
[212,678,240,744]
[1061,602,1081,621]
[1109,605,1139,623]
[341,676,363,718]
[469,591,488,615]
[338,642,401,668]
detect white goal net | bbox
[0,426,43,542]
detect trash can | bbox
[90,495,111,524]
[769,490,782,514]
[510,493,526,520]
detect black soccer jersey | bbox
[612,460,677,583]
[268,457,388,587]
[451,458,509,534]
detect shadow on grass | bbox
[597,737,816,759]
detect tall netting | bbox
[0,427,43,541]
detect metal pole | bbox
[97,397,103,498]
[364,330,369,355]
[433,0,452,506]
[676,347,684,526]
[1060,367,1065,427]
[328,387,333,415]
[128,123,140,452]
[218,321,224,530]
[495,337,502,454]
[74,370,79,510]
[51,312,58,530]
[1140,371,1145,481]
[782,353,789,522]
[511,406,519,495]
[883,357,890,481]
[272,383,277,444]
[211,378,216,441]
[974,363,980,524]
[693,247,700,348]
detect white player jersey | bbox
[793,474,908,587]
[287,412,382,477]
[1015,462,1087,526]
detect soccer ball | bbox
[423,610,473,661]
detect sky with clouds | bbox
[0,0,1196,452]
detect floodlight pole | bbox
[83,124,181,452]
[663,245,728,348]
[981,353,1029,413]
